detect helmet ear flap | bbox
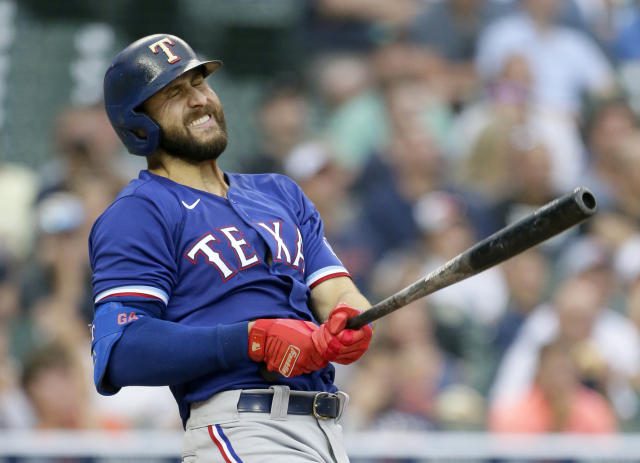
[114,109,161,156]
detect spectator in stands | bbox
[242,80,311,174]
[323,40,454,173]
[494,129,554,210]
[351,81,445,258]
[612,6,640,63]
[613,6,640,112]
[582,98,639,211]
[311,51,378,172]
[607,214,640,289]
[20,192,93,341]
[312,52,372,111]
[475,0,617,117]
[409,0,513,106]
[490,339,617,433]
[452,53,585,196]
[433,383,486,431]
[499,131,555,211]
[0,259,19,344]
[410,0,511,64]
[607,129,640,217]
[346,301,468,432]
[625,276,640,344]
[0,323,29,429]
[0,259,31,428]
[0,161,38,261]
[452,53,532,196]
[568,0,635,56]
[340,343,395,431]
[21,341,94,429]
[302,0,421,55]
[352,77,496,259]
[41,103,132,198]
[491,249,551,359]
[491,272,640,422]
[551,218,631,303]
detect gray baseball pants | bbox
[182,386,350,463]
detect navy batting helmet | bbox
[104,34,222,156]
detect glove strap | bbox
[248,319,272,362]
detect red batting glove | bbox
[312,303,373,365]
[249,319,328,377]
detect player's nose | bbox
[186,87,207,107]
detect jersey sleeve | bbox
[89,195,178,310]
[283,177,351,289]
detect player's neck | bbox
[148,154,229,198]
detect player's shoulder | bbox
[227,171,302,197]
[94,171,183,228]
[115,169,176,202]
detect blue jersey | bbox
[89,170,350,420]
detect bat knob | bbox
[259,363,282,382]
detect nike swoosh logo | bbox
[251,342,261,352]
[181,199,201,210]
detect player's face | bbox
[141,67,228,163]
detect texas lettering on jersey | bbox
[184,221,304,282]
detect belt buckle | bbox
[312,392,334,420]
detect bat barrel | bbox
[465,186,596,275]
[345,187,597,330]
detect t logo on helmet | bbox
[148,37,181,64]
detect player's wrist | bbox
[248,319,274,362]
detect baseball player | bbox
[89,34,373,462]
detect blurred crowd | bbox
[2,0,640,439]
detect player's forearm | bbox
[315,291,370,324]
[311,276,371,322]
[106,317,249,388]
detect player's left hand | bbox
[249,318,328,377]
[312,303,373,364]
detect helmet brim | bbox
[187,59,222,78]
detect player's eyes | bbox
[167,88,180,98]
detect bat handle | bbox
[259,363,282,382]
[345,311,373,330]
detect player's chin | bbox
[192,127,226,144]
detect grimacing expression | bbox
[141,67,228,163]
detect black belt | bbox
[237,392,340,419]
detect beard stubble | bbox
[159,102,228,164]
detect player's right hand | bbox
[248,319,328,377]
[311,303,373,365]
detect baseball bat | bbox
[344,186,597,330]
